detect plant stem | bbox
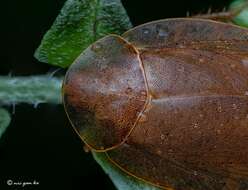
[0,75,63,106]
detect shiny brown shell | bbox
[63,18,248,190]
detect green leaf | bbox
[34,0,132,68]
[0,108,11,139]
[229,0,248,27]
[92,152,162,190]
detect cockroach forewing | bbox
[106,19,248,189]
[122,18,248,51]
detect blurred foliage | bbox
[229,0,248,27]
[34,0,132,68]
[93,152,161,190]
[0,108,11,139]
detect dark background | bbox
[0,0,233,189]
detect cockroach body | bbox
[63,18,248,190]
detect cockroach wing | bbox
[63,35,147,151]
[106,19,248,190]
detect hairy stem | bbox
[0,75,63,105]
